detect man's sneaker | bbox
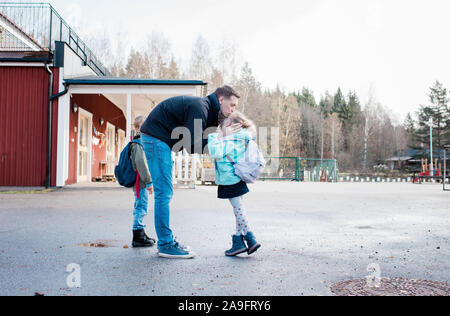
[132,229,156,248]
[158,242,196,259]
[174,238,191,251]
[225,235,248,257]
[243,232,261,255]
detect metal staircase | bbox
[0,2,109,76]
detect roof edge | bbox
[64,78,208,86]
[0,51,53,63]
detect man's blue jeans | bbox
[133,187,149,231]
[141,133,174,248]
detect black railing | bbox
[0,2,108,76]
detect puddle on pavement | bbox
[355,226,375,230]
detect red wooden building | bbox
[0,3,206,187]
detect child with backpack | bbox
[208,111,263,257]
[115,116,155,248]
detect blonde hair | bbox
[134,115,146,130]
[221,111,256,136]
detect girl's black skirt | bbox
[218,180,249,199]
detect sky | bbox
[29,0,450,120]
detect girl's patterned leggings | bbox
[229,196,251,236]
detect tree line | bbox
[86,32,449,173]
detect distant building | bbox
[0,3,207,187]
[386,149,449,172]
[386,156,413,171]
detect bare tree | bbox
[188,35,212,81]
[216,39,239,83]
[144,31,172,78]
[124,49,149,78]
[327,113,343,159]
[363,105,377,171]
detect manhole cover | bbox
[330,278,450,296]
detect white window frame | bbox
[117,129,126,154]
[105,122,116,175]
[77,108,93,183]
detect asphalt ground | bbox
[0,182,448,296]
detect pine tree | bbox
[295,87,317,108]
[332,88,348,120]
[346,91,362,121]
[410,81,450,159]
[344,91,362,142]
[404,113,415,134]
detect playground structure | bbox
[412,158,441,183]
[413,156,450,191]
[420,158,442,178]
